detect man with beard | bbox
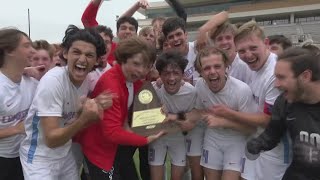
[246,47,320,180]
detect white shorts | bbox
[200,130,246,172]
[149,133,186,166]
[20,150,79,180]
[185,124,205,156]
[241,154,289,180]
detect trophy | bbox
[131,81,181,136]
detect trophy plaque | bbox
[131,81,181,136]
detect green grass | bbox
[133,150,171,180]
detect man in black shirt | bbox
[246,47,320,180]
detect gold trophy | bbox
[131,81,180,136]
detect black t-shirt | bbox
[267,94,320,179]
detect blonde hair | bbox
[210,22,237,41]
[234,20,265,43]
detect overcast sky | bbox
[0,0,161,43]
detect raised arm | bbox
[196,11,229,51]
[166,0,187,22]
[120,0,149,18]
[81,0,103,28]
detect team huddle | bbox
[1,0,320,180]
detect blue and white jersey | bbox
[248,52,290,164]
[20,66,90,163]
[184,41,200,85]
[0,72,38,158]
[195,76,256,138]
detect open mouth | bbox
[247,58,258,65]
[74,64,88,77]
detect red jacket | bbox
[81,1,116,65]
[80,65,148,171]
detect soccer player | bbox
[211,21,289,180]
[209,22,252,84]
[0,28,37,180]
[161,12,228,180]
[268,35,292,56]
[194,47,255,180]
[149,50,196,180]
[19,25,112,180]
[246,47,320,179]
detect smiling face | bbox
[160,64,184,95]
[121,53,151,82]
[10,35,36,68]
[166,28,188,54]
[117,22,137,40]
[274,60,305,102]
[213,30,236,61]
[31,49,52,72]
[199,54,227,93]
[139,30,155,47]
[63,40,97,86]
[236,33,270,71]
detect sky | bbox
[0,0,161,43]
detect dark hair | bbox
[0,28,29,67]
[32,40,54,58]
[116,16,138,33]
[60,25,106,61]
[268,35,292,50]
[158,33,167,50]
[115,36,156,66]
[278,47,320,81]
[155,50,188,74]
[194,46,229,73]
[301,43,320,56]
[162,17,186,37]
[95,25,114,40]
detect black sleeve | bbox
[247,94,287,154]
[166,0,187,22]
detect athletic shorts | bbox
[241,154,289,180]
[149,133,186,166]
[21,150,79,180]
[200,129,246,172]
[185,124,205,156]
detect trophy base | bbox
[131,121,181,136]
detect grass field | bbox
[133,150,171,180]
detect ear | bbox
[62,50,68,60]
[300,69,313,82]
[264,37,270,46]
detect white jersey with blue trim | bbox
[248,52,289,164]
[0,72,38,158]
[195,76,256,138]
[184,41,200,85]
[152,82,196,137]
[20,66,90,163]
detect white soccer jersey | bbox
[20,66,90,163]
[227,53,252,84]
[249,52,280,113]
[184,42,200,85]
[153,81,196,117]
[0,73,38,158]
[244,52,289,180]
[195,76,256,138]
[88,64,111,91]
